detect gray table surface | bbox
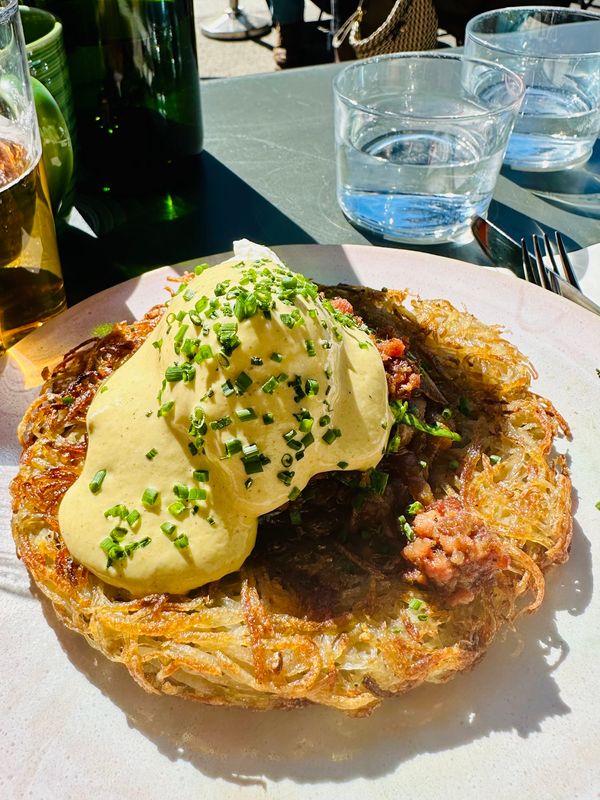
[64,63,600,302]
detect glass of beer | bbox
[0,0,66,353]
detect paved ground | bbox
[195,0,324,78]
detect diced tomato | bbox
[376,337,406,359]
[331,297,354,316]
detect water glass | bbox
[333,53,524,244]
[0,0,66,352]
[465,7,600,172]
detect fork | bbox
[521,232,600,317]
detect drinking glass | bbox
[333,53,524,244]
[0,0,65,353]
[465,6,600,172]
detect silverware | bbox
[472,216,600,318]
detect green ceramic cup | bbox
[31,76,73,217]
[20,4,75,218]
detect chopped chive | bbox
[290,510,302,526]
[168,501,186,518]
[62,395,75,406]
[100,537,116,555]
[174,534,189,549]
[262,412,274,425]
[236,407,257,422]
[104,504,128,519]
[224,438,242,456]
[234,371,252,394]
[195,344,214,362]
[188,487,207,501]
[142,487,159,507]
[489,454,502,465]
[125,536,151,556]
[301,432,314,447]
[245,478,253,489]
[89,469,107,494]
[322,429,338,445]
[419,460,427,470]
[262,376,278,394]
[250,356,263,366]
[211,416,232,430]
[305,378,319,396]
[441,407,453,420]
[161,521,176,537]
[110,526,128,541]
[337,461,349,469]
[276,372,288,383]
[174,324,188,345]
[243,459,264,475]
[145,448,158,460]
[271,352,283,363]
[193,469,209,482]
[398,515,415,541]
[158,401,175,417]
[406,501,424,515]
[387,434,401,453]
[277,470,294,486]
[126,509,141,527]
[299,417,313,433]
[319,415,330,427]
[449,459,459,470]
[288,486,301,501]
[281,453,293,467]
[358,342,369,350]
[194,263,209,275]
[305,340,316,357]
[183,286,196,302]
[370,470,388,496]
[222,380,235,397]
[173,483,189,500]
[152,339,162,351]
[408,598,423,611]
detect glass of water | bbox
[465,7,600,172]
[333,53,524,244]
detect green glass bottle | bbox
[33,0,203,188]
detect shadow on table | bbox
[37,516,592,789]
[59,152,317,306]
[502,139,600,221]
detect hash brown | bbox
[10,279,572,714]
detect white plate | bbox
[1,245,599,800]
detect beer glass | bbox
[0,0,66,352]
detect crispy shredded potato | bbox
[10,286,572,715]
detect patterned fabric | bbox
[334,0,438,58]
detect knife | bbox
[472,216,600,317]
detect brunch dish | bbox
[9,242,572,712]
[1,244,598,798]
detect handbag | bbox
[333,0,438,60]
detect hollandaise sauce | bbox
[59,245,392,596]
